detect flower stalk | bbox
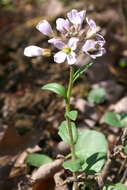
[65,66,78,190]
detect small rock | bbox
[85,119,96,128]
[109,96,127,113]
[71,98,98,121]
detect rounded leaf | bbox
[41,83,67,99]
[88,88,105,104]
[65,110,78,121]
[26,153,53,167]
[75,129,108,174]
[103,112,124,127]
[58,121,78,144]
[63,159,82,172]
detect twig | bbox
[120,168,127,183]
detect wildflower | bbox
[36,20,53,36]
[24,45,51,57]
[24,9,106,62]
[49,37,79,65]
[82,39,106,59]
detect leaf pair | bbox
[41,62,94,99]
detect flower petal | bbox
[82,40,95,52]
[68,37,79,50]
[78,10,86,23]
[54,51,67,63]
[36,20,53,36]
[93,48,106,58]
[67,9,86,25]
[48,38,65,49]
[86,17,97,33]
[67,52,76,65]
[24,45,43,57]
[56,18,70,32]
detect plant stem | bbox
[65,66,78,190]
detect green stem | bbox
[65,66,78,190]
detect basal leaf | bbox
[26,153,53,167]
[103,184,127,190]
[115,183,127,190]
[73,62,94,83]
[65,110,78,121]
[41,83,67,99]
[75,129,108,174]
[103,112,124,127]
[88,88,105,104]
[63,159,82,172]
[58,121,78,144]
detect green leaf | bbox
[88,88,105,104]
[65,110,78,121]
[26,153,53,167]
[75,129,108,174]
[124,144,127,154]
[73,62,94,83]
[115,184,127,190]
[121,116,127,126]
[103,184,127,190]
[103,112,124,127]
[102,185,115,190]
[58,121,78,144]
[81,152,107,174]
[63,159,82,172]
[41,83,67,99]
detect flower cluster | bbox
[24,9,105,65]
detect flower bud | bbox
[24,45,43,57]
[36,20,53,36]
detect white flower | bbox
[49,37,79,64]
[24,45,51,57]
[36,20,53,36]
[67,9,86,25]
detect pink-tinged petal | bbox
[78,10,86,23]
[89,48,106,59]
[24,45,43,57]
[54,51,67,63]
[48,38,65,49]
[36,20,53,36]
[86,17,97,33]
[56,18,70,32]
[67,52,76,65]
[94,48,106,57]
[82,40,95,52]
[67,9,86,25]
[68,37,79,50]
